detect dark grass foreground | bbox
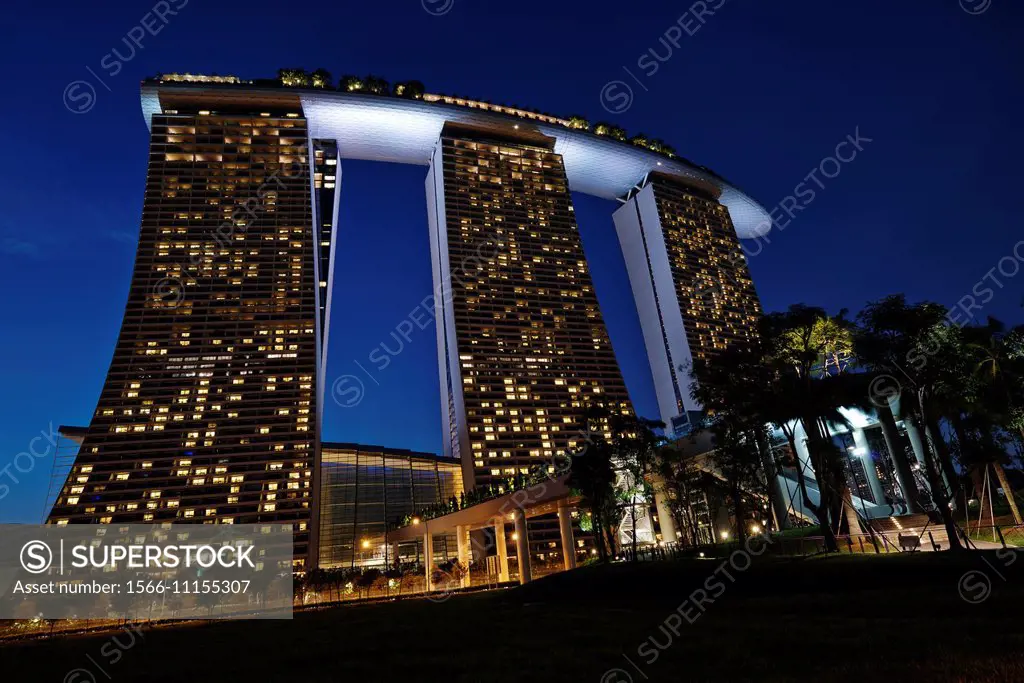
[2,552,1023,682]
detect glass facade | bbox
[318,444,463,569]
[47,101,320,569]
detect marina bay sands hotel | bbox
[46,74,768,570]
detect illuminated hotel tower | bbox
[613,173,762,437]
[427,123,633,490]
[47,91,339,570]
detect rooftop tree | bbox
[593,122,627,141]
[311,68,333,88]
[629,134,651,148]
[363,75,390,95]
[278,68,312,87]
[394,80,425,99]
[339,75,364,92]
[566,115,590,130]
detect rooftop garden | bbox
[152,69,682,161]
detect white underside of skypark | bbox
[139,86,771,240]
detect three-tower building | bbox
[47,76,773,566]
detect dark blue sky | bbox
[1,0,1021,522]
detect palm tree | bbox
[763,306,862,550]
[812,309,855,376]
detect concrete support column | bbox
[423,531,434,592]
[901,412,957,503]
[653,486,678,544]
[494,519,510,583]
[557,500,577,571]
[513,508,531,584]
[761,454,792,531]
[877,402,921,513]
[851,428,887,513]
[456,524,471,588]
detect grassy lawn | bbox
[3,552,1023,682]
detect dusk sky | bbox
[1,0,1021,522]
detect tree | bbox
[628,134,651,149]
[959,318,1023,524]
[277,68,311,87]
[566,115,589,130]
[593,122,627,141]
[690,341,789,536]
[394,80,425,99]
[760,305,875,550]
[355,568,381,599]
[854,295,966,551]
[706,418,766,545]
[566,407,619,562]
[339,75,364,92]
[655,443,709,545]
[812,309,855,376]
[363,75,390,95]
[311,68,333,88]
[606,412,664,560]
[645,138,673,155]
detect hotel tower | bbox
[47,90,340,570]
[613,173,762,437]
[427,123,633,491]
